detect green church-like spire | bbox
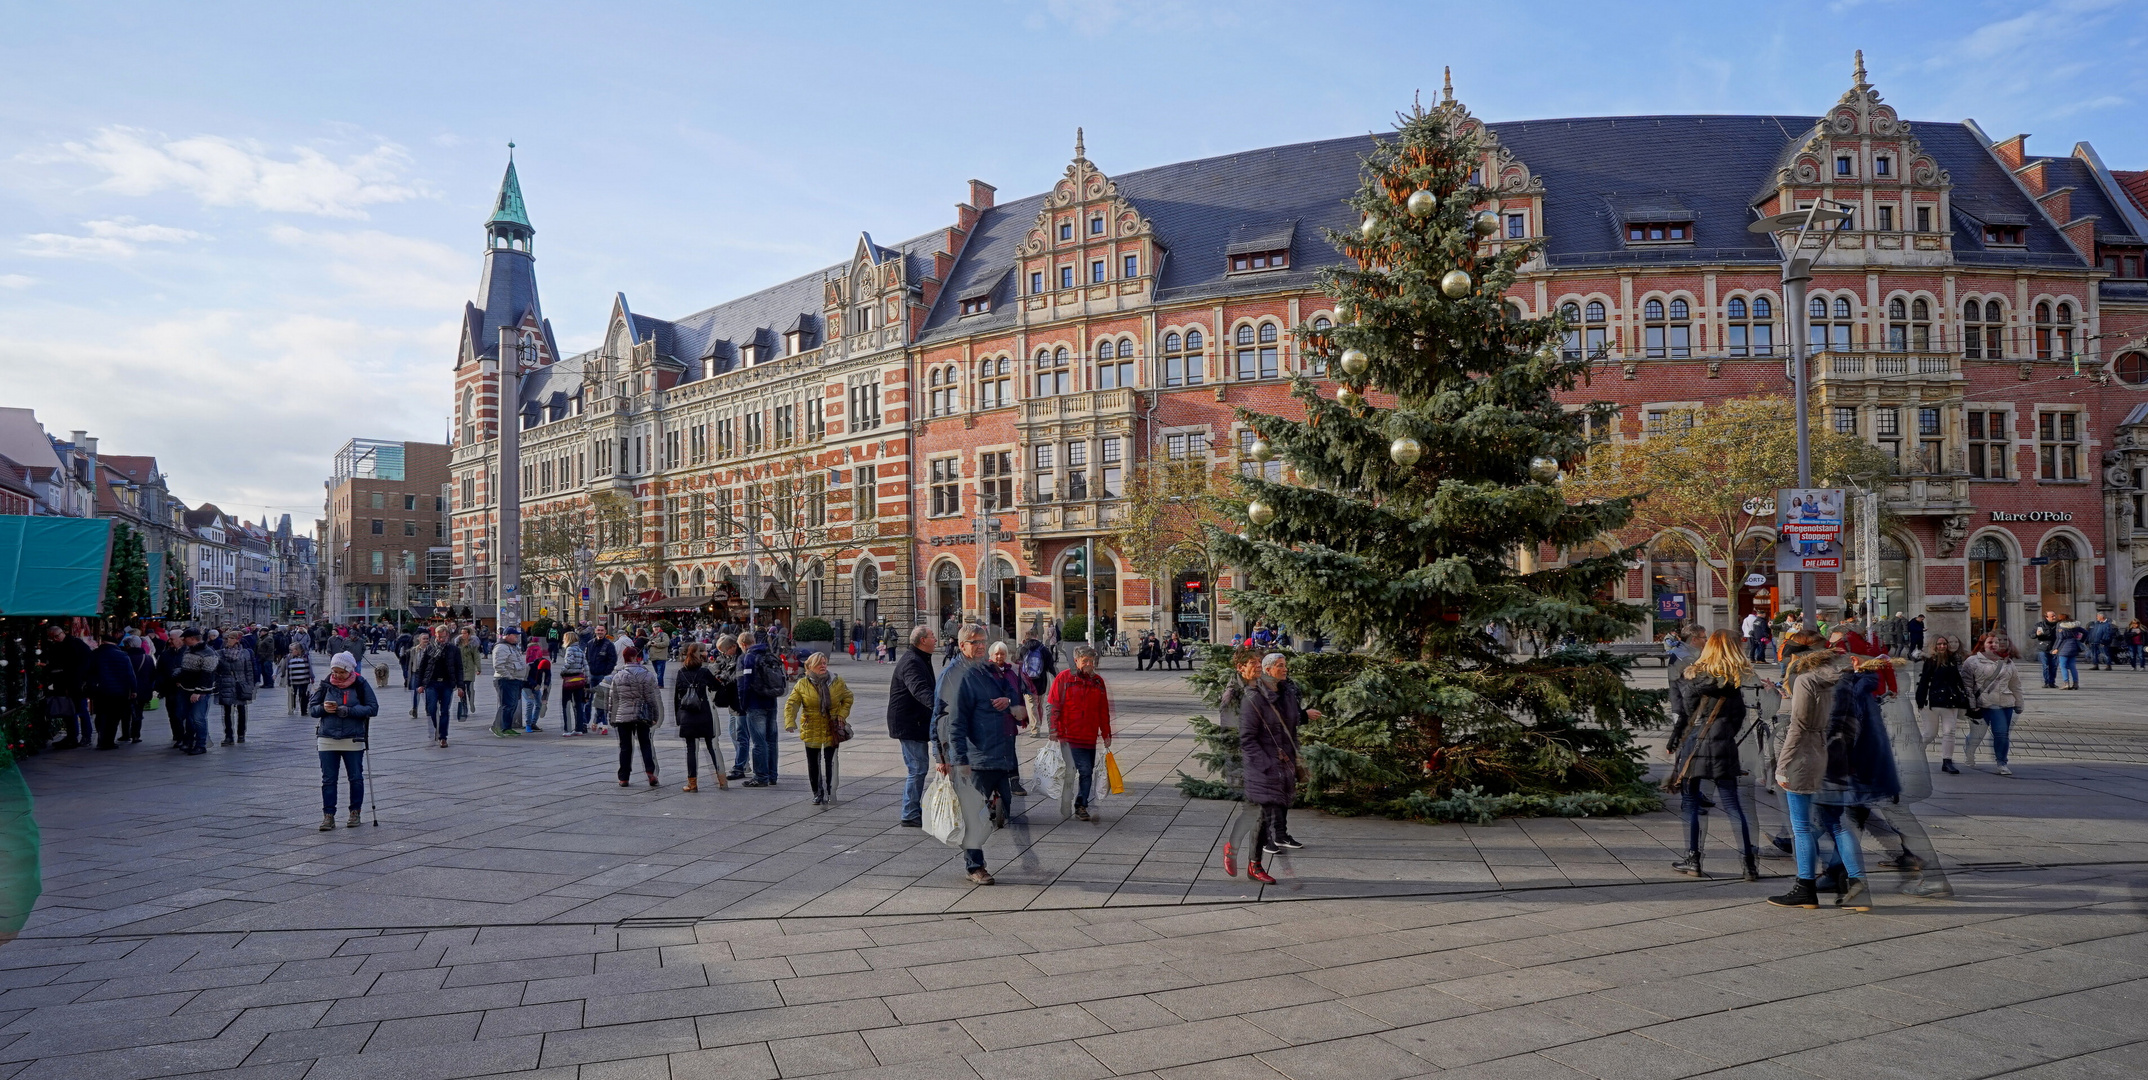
[488,144,533,235]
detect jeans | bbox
[493,679,522,734]
[729,709,750,774]
[319,749,364,814]
[741,707,779,781]
[2132,643,2146,669]
[616,723,656,781]
[424,683,456,740]
[1679,777,1754,857]
[1068,745,1098,807]
[458,680,473,718]
[1746,637,1769,662]
[563,685,590,732]
[899,739,930,822]
[2089,644,2112,668]
[964,767,1016,871]
[1983,706,2015,766]
[2057,655,2079,685]
[2041,650,2060,686]
[523,683,546,728]
[653,660,667,687]
[184,694,211,751]
[1786,791,1864,880]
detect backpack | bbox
[1021,645,1046,680]
[748,651,787,701]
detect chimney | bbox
[2017,160,2048,197]
[1992,134,2029,171]
[968,179,996,211]
[82,435,97,480]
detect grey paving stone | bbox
[444,954,596,989]
[476,1001,586,1040]
[963,1040,1114,1080]
[1148,974,1336,1023]
[578,980,784,1028]
[695,1000,901,1048]
[1077,1016,1287,1074]
[1255,1033,1431,1080]
[861,1020,983,1064]
[364,1010,486,1053]
[959,1004,1113,1051]
[519,964,708,1006]
[770,1030,876,1076]
[538,1019,699,1069]
[319,983,527,1026]
[668,1043,779,1080]
[577,1055,670,1080]
[301,1033,542,1080]
[241,1022,377,1066]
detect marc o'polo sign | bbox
[1990,511,2073,522]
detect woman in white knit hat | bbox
[309,652,377,830]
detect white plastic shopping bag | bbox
[1035,742,1073,820]
[923,772,965,847]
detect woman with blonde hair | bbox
[1667,630,1760,881]
[782,651,854,805]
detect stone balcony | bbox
[1814,349,1960,384]
[1882,474,1974,516]
[1020,388,1137,425]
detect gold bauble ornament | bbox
[1406,189,1438,217]
[1440,269,1473,298]
[1246,501,1275,527]
[1473,210,1500,237]
[1390,437,1424,466]
[1248,439,1274,463]
[1530,456,1562,481]
[1339,348,1370,377]
[1359,215,1382,240]
[1335,386,1363,409]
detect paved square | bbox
[3,656,2143,1079]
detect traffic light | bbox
[1067,547,1086,576]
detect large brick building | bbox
[448,61,2148,647]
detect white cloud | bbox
[266,225,467,310]
[18,217,205,259]
[52,127,429,219]
[0,275,33,289]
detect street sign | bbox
[2027,556,2051,566]
[1656,593,1688,619]
[1775,488,1844,573]
[1743,573,1769,588]
[1741,496,1777,517]
[580,587,591,600]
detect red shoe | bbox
[1248,864,1277,885]
[1221,841,1238,877]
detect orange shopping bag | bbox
[1104,750,1125,795]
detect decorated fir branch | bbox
[1181,92,1664,821]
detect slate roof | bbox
[2115,171,2148,218]
[517,230,944,407]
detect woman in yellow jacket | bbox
[783,650,854,805]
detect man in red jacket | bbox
[1045,645,1114,821]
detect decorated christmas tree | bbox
[1184,91,1663,823]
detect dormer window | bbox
[1835,156,1854,176]
[1059,221,1073,241]
[1626,222,1690,244]
[959,296,991,317]
[784,330,805,355]
[1984,225,2026,246]
[1229,249,1290,273]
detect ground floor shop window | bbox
[1969,536,2009,641]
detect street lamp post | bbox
[1749,204,1853,627]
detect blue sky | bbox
[2,0,2143,523]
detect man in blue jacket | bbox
[936,624,1023,884]
[2085,613,2119,671]
[585,626,619,729]
[735,630,783,787]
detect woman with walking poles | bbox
[673,642,728,791]
[310,653,376,831]
[608,645,663,788]
[783,651,854,805]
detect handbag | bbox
[43,695,74,719]
[834,718,855,743]
[561,671,589,692]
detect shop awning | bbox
[0,515,114,617]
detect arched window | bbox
[1583,301,1608,359]
[1646,538,1698,638]
[975,356,1010,408]
[459,387,475,446]
[1236,323,1279,380]
[1726,295,1775,357]
[1886,297,1932,352]
[1036,347,1070,396]
[1309,316,1332,375]
[1097,338,1134,389]
[927,367,949,417]
[2035,302,2054,359]
[1163,328,1205,387]
[1642,298,1689,358]
[1559,302,1582,361]
[2055,302,2075,360]
[2042,535,2080,618]
[1965,299,2005,359]
[1810,295,1853,351]
[933,561,965,628]
[1969,535,2009,639]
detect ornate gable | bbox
[1776,52,1947,191]
[1761,52,1953,266]
[1433,70,1544,199]
[1018,130,1160,316]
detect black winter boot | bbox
[1741,849,1761,883]
[1671,852,1706,878]
[1767,879,1820,908]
